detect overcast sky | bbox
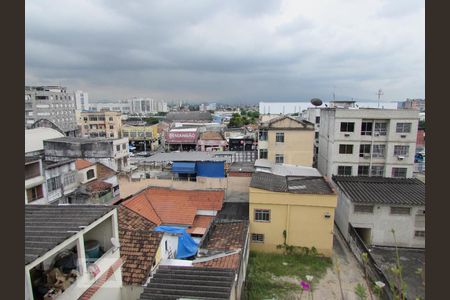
[25,0,424,103]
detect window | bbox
[99,116,105,121]
[84,125,89,129]
[116,145,121,151]
[394,145,409,156]
[259,129,268,141]
[371,166,384,177]
[372,144,386,158]
[89,116,98,121]
[259,149,268,159]
[340,122,355,132]
[359,144,371,157]
[26,185,44,203]
[374,122,387,135]
[123,131,129,137]
[392,167,407,178]
[315,116,320,124]
[47,176,61,192]
[358,165,370,176]
[109,125,114,130]
[414,230,425,238]
[254,209,270,222]
[391,207,411,215]
[354,205,374,213]
[396,122,412,133]
[63,173,76,186]
[109,117,114,121]
[86,169,95,180]
[314,132,319,139]
[337,166,352,176]
[122,144,127,150]
[276,132,285,143]
[251,233,265,243]
[110,133,114,138]
[339,144,353,154]
[83,117,88,122]
[275,154,284,164]
[361,121,373,135]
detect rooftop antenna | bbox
[376,89,384,108]
[333,86,336,101]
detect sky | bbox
[25,0,425,103]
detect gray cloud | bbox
[25,0,424,103]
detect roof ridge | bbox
[142,190,162,225]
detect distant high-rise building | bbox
[74,90,89,111]
[25,85,78,136]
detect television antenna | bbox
[376,89,384,108]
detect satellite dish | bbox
[310,98,323,107]
[111,237,121,249]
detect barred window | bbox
[251,233,265,243]
[254,209,271,222]
[276,132,285,143]
[390,207,411,215]
[374,122,387,135]
[396,123,411,133]
[394,145,409,156]
[372,144,386,158]
[47,176,61,192]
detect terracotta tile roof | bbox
[118,206,162,286]
[200,131,224,140]
[123,188,224,226]
[75,159,94,170]
[201,221,248,251]
[85,180,112,193]
[96,163,116,180]
[193,253,241,269]
[186,215,214,234]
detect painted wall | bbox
[121,285,144,300]
[90,267,123,300]
[249,187,337,256]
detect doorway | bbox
[354,227,372,245]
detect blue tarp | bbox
[154,226,199,259]
[172,162,197,174]
[197,161,225,178]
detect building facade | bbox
[249,162,337,256]
[89,98,168,115]
[318,108,419,178]
[301,107,321,167]
[74,90,89,111]
[121,124,159,151]
[258,116,315,166]
[25,85,78,135]
[79,111,122,138]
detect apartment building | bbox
[121,123,159,151]
[257,115,315,166]
[74,90,89,111]
[301,107,321,167]
[318,108,419,178]
[25,85,78,136]
[397,98,425,112]
[79,111,122,138]
[89,98,168,114]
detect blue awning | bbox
[172,162,196,174]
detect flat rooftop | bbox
[44,137,124,144]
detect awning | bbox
[172,162,196,174]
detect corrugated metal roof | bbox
[142,152,226,162]
[332,176,425,206]
[25,205,115,265]
[250,172,334,194]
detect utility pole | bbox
[376,89,384,108]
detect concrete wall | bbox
[121,285,144,300]
[249,187,337,256]
[90,267,123,300]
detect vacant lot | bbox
[244,251,332,299]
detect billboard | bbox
[166,131,198,143]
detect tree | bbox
[228,113,243,128]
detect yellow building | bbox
[121,124,159,151]
[79,110,122,138]
[258,115,314,166]
[249,161,337,256]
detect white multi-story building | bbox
[318,108,419,178]
[89,98,168,114]
[74,90,89,111]
[25,85,78,135]
[301,107,321,167]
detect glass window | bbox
[340,122,355,132]
[123,131,129,137]
[339,144,353,154]
[361,121,373,135]
[109,125,114,130]
[359,144,371,157]
[26,185,44,203]
[89,116,98,121]
[254,209,270,222]
[47,176,61,192]
[314,132,319,139]
[275,132,285,143]
[275,154,284,164]
[337,166,352,175]
[116,145,121,151]
[259,129,268,141]
[396,123,412,133]
[259,149,268,159]
[392,167,407,178]
[358,165,370,176]
[354,205,374,213]
[374,122,387,135]
[371,166,384,177]
[109,117,114,121]
[394,145,409,156]
[372,144,386,158]
[86,169,95,180]
[315,116,320,124]
[251,233,265,243]
[414,230,425,238]
[122,144,127,150]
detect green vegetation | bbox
[245,251,332,299]
[228,110,259,128]
[142,117,160,125]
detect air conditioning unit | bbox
[344,133,350,137]
[397,155,405,160]
[374,132,380,137]
[400,134,407,138]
